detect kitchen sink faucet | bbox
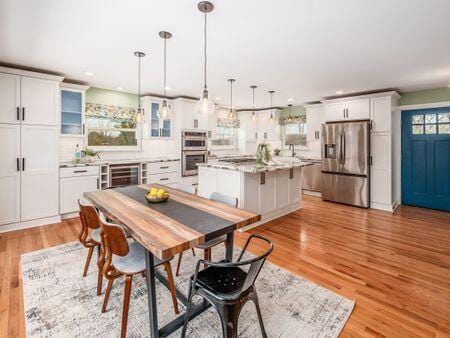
[289,144,296,157]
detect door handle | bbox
[17,158,20,171]
[22,158,25,171]
[22,107,25,121]
[17,107,20,121]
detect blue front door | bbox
[402,108,450,211]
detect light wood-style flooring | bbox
[1,195,449,337]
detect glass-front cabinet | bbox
[60,84,88,136]
[143,97,172,139]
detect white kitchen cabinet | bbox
[147,160,180,185]
[239,112,258,141]
[197,166,218,198]
[173,98,208,131]
[370,96,392,132]
[260,171,277,213]
[257,111,280,141]
[0,124,21,225]
[60,84,89,136]
[60,174,99,214]
[306,105,324,141]
[21,77,59,126]
[324,102,346,121]
[370,133,392,209]
[0,73,20,124]
[324,98,369,121]
[20,125,59,221]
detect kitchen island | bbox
[198,157,311,230]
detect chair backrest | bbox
[173,183,197,195]
[209,192,238,207]
[78,198,100,230]
[98,212,129,257]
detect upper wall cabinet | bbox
[0,72,60,126]
[21,77,59,126]
[0,73,20,124]
[370,96,392,132]
[174,98,209,131]
[306,105,324,141]
[60,84,88,136]
[324,98,370,121]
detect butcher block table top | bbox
[84,184,261,260]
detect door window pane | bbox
[425,114,436,124]
[412,114,424,124]
[412,125,423,134]
[438,113,450,123]
[425,124,436,134]
[438,124,450,134]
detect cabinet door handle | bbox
[74,169,88,173]
[255,132,257,139]
[82,124,85,135]
[22,107,25,121]
[343,109,345,118]
[97,178,100,189]
[17,158,20,171]
[17,107,20,121]
[160,177,169,181]
[159,166,169,169]
[22,158,25,171]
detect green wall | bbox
[86,87,139,107]
[398,87,450,106]
[279,105,306,117]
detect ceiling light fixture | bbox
[116,87,124,91]
[164,85,171,91]
[336,90,344,95]
[250,85,257,122]
[269,90,275,123]
[157,31,173,121]
[288,104,293,123]
[84,71,95,76]
[228,79,236,119]
[196,1,215,115]
[288,98,294,102]
[215,97,221,101]
[134,51,146,123]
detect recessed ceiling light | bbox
[288,98,294,102]
[215,97,221,101]
[84,71,95,76]
[116,87,124,91]
[164,85,171,91]
[336,90,344,95]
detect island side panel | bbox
[198,166,242,204]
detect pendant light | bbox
[157,31,172,121]
[196,1,215,115]
[288,104,293,123]
[228,79,236,119]
[134,51,146,123]
[269,90,275,123]
[250,85,257,122]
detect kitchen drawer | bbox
[147,172,179,185]
[60,166,100,178]
[59,175,99,214]
[147,161,179,174]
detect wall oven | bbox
[181,130,208,176]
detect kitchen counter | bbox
[197,158,311,173]
[59,157,180,168]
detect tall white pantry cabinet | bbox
[0,67,62,229]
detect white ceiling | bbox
[1,0,450,107]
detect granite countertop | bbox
[198,159,312,173]
[59,157,180,168]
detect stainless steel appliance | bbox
[301,159,322,193]
[321,120,370,208]
[181,130,208,176]
[109,164,140,188]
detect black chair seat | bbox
[195,264,248,298]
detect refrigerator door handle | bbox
[339,132,343,164]
[342,131,346,164]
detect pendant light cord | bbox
[138,56,141,110]
[163,37,167,97]
[252,87,255,111]
[203,11,208,90]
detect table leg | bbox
[145,250,159,338]
[225,232,234,261]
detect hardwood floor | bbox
[1,195,449,337]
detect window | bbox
[211,117,239,147]
[284,122,308,146]
[412,112,450,135]
[85,103,139,148]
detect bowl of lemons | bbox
[145,187,169,203]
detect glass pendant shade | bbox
[252,112,256,121]
[136,107,144,123]
[196,88,215,115]
[157,99,172,120]
[270,113,274,123]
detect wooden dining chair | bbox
[176,191,238,276]
[78,198,104,296]
[98,212,179,338]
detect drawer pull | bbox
[159,166,169,169]
[74,170,88,173]
[160,177,169,181]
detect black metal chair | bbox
[181,234,273,338]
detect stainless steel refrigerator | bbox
[321,120,370,208]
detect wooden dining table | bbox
[84,184,260,337]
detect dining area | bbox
[80,183,269,337]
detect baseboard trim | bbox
[302,190,322,198]
[61,212,79,220]
[0,215,61,234]
[370,202,394,212]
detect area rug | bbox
[22,242,354,337]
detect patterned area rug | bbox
[22,242,354,337]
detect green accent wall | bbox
[279,105,306,117]
[398,87,450,106]
[86,87,139,107]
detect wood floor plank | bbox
[1,195,449,337]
